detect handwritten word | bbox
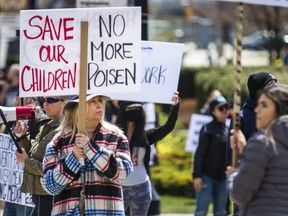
[141,65,166,85]
[0,151,20,169]
[99,14,125,37]
[88,62,136,88]
[90,41,133,62]
[23,15,74,40]
[0,183,23,202]
[0,136,15,151]
[39,45,68,64]
[0,168,22,185]
[21,63,76,92]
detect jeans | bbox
[31,194,53,216]
[195,175,228,216]
[123,180,152,216]
[3,202,33,216]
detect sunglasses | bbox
[42,97,62,104]
[217,104,228,112]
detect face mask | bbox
[125,110,141,122]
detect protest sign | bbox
[19,7,141,97]
[216,0,288,7]
[0,134,34,207]
[76,0,128,8]
[109,41,184,104]
[185,114,231,154]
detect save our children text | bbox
[21,12,137,93]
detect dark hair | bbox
[115,107,148,148]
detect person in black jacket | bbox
[116,92,180,216]
[193,96,229,216]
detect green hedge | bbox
[180,66,288,112]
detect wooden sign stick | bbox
[78,21,88,216]
[232,2,244,168]
[78,21,88,136]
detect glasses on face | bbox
[42,97,62,104]
[217,104,228,112]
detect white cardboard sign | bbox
[0,134,34,207]
[19,7,141,97]
[76,0,128,8]
[109,41,184,104]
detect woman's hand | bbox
[73,133,89,161]
[226,166,238,177]
[193,177,205,192]
[230,129,247,154]
[171,91,181,106]
[16,148,28,164]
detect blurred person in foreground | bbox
[13,96,68,216]
[227,71,278,215]
[227,85,288,216]
[116,92,180,216]
[41,94,133,215]
[193,96,229,216]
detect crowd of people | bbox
[0,62,288,216]
[0,63,180,216]
[193,71,288,216]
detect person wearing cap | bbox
[115,92,180,216]
[193,96,229,216]
[227,71,278,216]
[11,96,68,216]
[40,94,133,216]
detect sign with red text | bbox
[0,134,34,207]
[19,7,141,97]
[216,0,288,7]
[76,0,128,8]
[109,41,184,104]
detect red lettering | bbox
[21,63,77,93]
[39,45,68,63]
[23,15,43,40]
[63,18,74,40]
[23,15,74,41]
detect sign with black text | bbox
[109,41,184,104]
[20,7,141,97]
[0,134,34,207]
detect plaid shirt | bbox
[41,125,133,216]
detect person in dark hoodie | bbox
[227,71,278,215]
[239,71,278,140]
[193,96,229,216]
[116,92,180,216]
[228,85,288,216]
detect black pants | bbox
[31,194,53,216]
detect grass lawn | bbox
[160,195,195,214]
[160,195,220,214]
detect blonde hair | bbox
[59,96,122,143]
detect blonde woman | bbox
[40,94,133,216]
[228,85,288,216]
